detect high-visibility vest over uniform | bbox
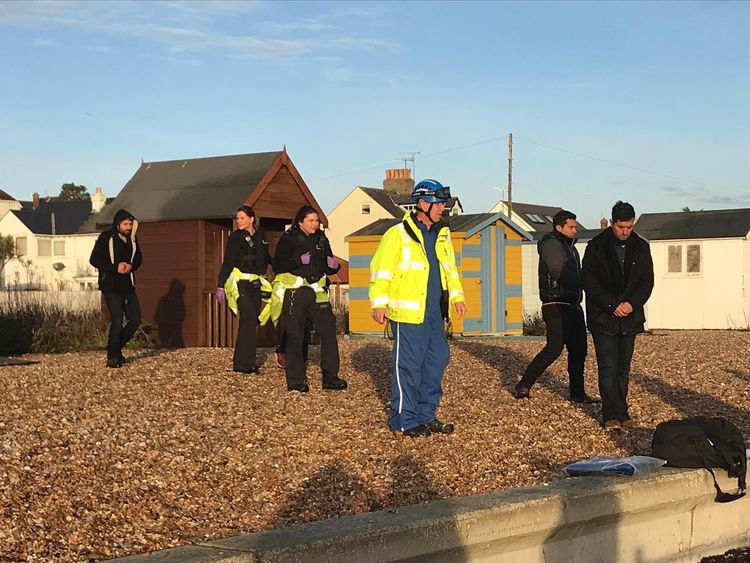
[369,212,465,324]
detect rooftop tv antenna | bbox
[399,151,421,178]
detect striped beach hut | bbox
[345,212,532,336]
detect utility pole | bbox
[507,132,513,218]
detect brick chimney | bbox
[383,168,414,196]
[33,192,39,210]
[600,218,609,230]
[91,187,106,213]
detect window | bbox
[15,237,27,256]
[686,244,701,273]
[524,212,545,224]
[38,239,51,257]
[667,243,702,275]
[667,245,682,273]
[361,203,371,215]
[53,240,65,256]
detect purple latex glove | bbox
[326,256,339,269]
[299,252,311,265]
[216,288,225,304]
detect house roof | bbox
[495,201,588,230]
[0,188,16,201]
[11,199,93,235]
[80,151,284,230]
[328,257,349,284]
[634,208,750,240]
[358,187,404,217]
[526,227,604,243]
[347,212,532,240]
[391,194,462,212]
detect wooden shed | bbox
[345,212,532,336]
[82,149,327,347]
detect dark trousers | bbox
[592,333,636,422]
[282,287,339,388]
[103,291,142,361]
[276,320,311,363]
[234,281,261,371]
[518,304,587,399]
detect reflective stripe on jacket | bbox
[369,213,464,324]
[224,268,272,326]
[269,272,329,325]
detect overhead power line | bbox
[312,134,741,193]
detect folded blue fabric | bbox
[564,455,666,477]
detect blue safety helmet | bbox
[411,179,451,203]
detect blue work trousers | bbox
[389,316,450,431]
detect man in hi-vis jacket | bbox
[90,209,142,368]
[370,179,466,438]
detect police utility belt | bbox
[270,272,329,325]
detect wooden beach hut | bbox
[82,149,327,347]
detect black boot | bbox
[322,377,348,390]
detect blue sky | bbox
[1,0,748,228]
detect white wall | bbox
[0,212,98,290]
[0,198,22,221]
[327,187,400,260]
[646,237,750,329]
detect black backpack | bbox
[651,416,747,503]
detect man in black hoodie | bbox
[582,201,653,429]
[515,210,597,403]
[89,209,143,368]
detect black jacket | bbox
[538,230,582,306]
[272,226,339,284]
[582,227,654,336]
[89,209,142,294]
[217,227,271,288]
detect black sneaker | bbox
[403,424,431,438]
[234,365,260,375]
[426,419,454,434]
[571,394,601,404]
[106,357,122,369]
[322,377,348,390]
[287,383,310,393]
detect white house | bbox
[635,208,750,330]
[0,188,110,290]
[326,168,462,261]
[1,188,23,223]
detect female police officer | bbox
[271,205,347,393]
[216,205,271,374]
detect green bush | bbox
[523,312,546,336]
[0,294,105,355]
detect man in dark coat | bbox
[89,209,143,368]
[582,201,654,429]
[515,210,597,403]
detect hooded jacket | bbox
[581,227,654,336]
[537,229,582,306]
[89,209,142,294]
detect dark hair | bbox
[552,209,576,229]
[294,205,318,226]
[236,205,256,220]
[611,201,635,222]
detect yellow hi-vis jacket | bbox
[223,268,272,326]
[369,213,465,324]
[269,272,329,325]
